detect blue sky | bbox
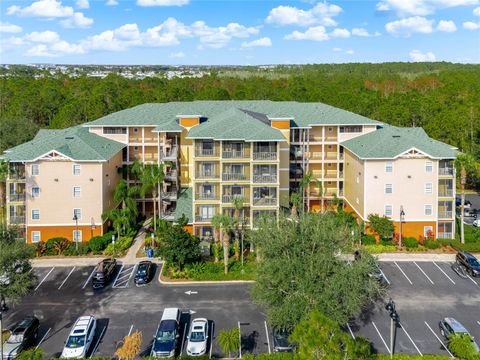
[1,0,479,64]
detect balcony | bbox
[437,232,453,239]
[196,192,219,201]
[253,174,277,183]
[324,189,338,196]
[9,193,25,202]
[8,165,25,180]
[253,152,277,161]
[338,189,344,196]
[309,136,322,142]
[195,214,215,222]
[253,197,277,206]
[439,188,454,197]
[324,171,338,179]
[143,153,159,162]
[10,215,25,224]
[438,211,453,219]
[196,171,220,180]
[324,153,338,160]
[162,146,178,160]
[222,173,249,181]
[160,209,175,221]
[164,169,178,180]
[439,167,454,176]
[309,152,322,160]
[222,150,249,159]
[195,148,219,157]
[161,190,178,201]
[222,194,247,203]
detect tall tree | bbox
[455,153,478,244]
[315,179,324,213]
[113,179,138,217]
[0,161,8,227]
[232,196,245,262]
[299,171,314,212]
[138,164,164,231]
[101,208,131,241]
[212,214,235,274]
[290,192,301,218]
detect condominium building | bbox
[1,101,457,243]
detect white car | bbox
[186,318,209,356]
[61,316,97,359]
[474,219,480,228]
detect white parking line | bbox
[238,321,242,359]
[83,268,96,289]
[424,321,454,358]
[394,261,413,285]
[127,324,133,336]
[34,267,55,291]
[466,274,480,288]
[433,261,455,285]
[58,267,76,290]
[209,322,214,359]
[379,269,391,285]
[90,325,107,358]
[372,321,390,354]
[400,324,422,356]
[112,264,125,287]
[346,323,356,340]
[112,265,136,289]
[414,262,434,285]
[181,323,188,356]
[264,321,271,354]
[35,328,51,349]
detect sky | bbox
[0,0,479,65]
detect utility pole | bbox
[385,298,399,358]
[399,206,405,249]
[73,214,79,251]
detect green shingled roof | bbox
[2,127,125,162]
[174,187,192,224]
[341,125,458,159]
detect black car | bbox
[456,198,472,208]
[272,327,294,352]
[92,258,117,288]
[456,251,480,277]
[2,316,40,359]
[134,261,155,285]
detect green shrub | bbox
[361,235,376,245]
[403,237,418,249]
[104,236,133,255]
[89,234,111,254]
[438,239,480,252]
[363,244,397,254]
[64,243,90,256]
[424,239,440,249]
[16,348,44,360]
[448,333,478,360]
[381,238,394,246]
[45,237,68,255]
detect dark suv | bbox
[2,316,40,359]
[92,258,117,288]
[456,251,480,277]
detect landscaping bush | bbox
[424,239,440,250]
[438,239,480,252]
[363,244,397,253]
[104,236,133,255]
[89,234,112,254]
[64,243,90,256]
[381,238,394,246]
[45,237,69,255]
[361,235,376,245]
[403,237,418,249]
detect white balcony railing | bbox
[438,211,453,219]
[196,193,218,200]
[222,151,246,159]
[439,168,454,176]
[253,152,277,161]
[253,174,277,183]
[439,189,454,197]
[253,197,277,206]
[437,232,453,239]
[9,216,25,224]
[9,193,26,202]
[222,173,248,181]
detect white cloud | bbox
[385,16,434,36]
[137,0,189,6]
[26,44,55,57]
[376,0,479,16]
[285,25,329,41]
[436,20,457,32]
[332,47,342,52]
[0,22,23,33]
[0,36,25,53]
[76,0,89,9]
[265,2,342,27]
[106,0,118,5]
[25,30,60,43]
[241,37,272,47]
[143,18,191,47]
[191,21,259,48]
[346,49,355,55]
[463,21,480,29]
[60,12,93,28]
[7,0,74,17]
[351,27,381,37]
[330,28,350,38]
[409,49,436,61]
[169,51,185,58]
[474,6,480,15]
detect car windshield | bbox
[468,258,480,267]
[7,334,24,344]
[66,335,86,348]
[190,331,205,342]
[156,330,175,342]
[275,328,290,339]
[137,266,147,275]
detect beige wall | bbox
[102,151,123,212]
[364,157,438,222]
[89,127,128,144]
[338,125,378,142]
[180,129,194,185]
[343,149,365,219]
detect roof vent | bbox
[392,135,401,138]
[65,136,74,140]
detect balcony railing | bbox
[195,148,219,157]
[324,153,338,160]
[196,192,218,200]
[162,146,178,160]
[9,216,25,224]
[222,194,246,203]
[161,191,178,200]
[196,172,220,179]
[222,151,247,159]
[164,170,178,179]
[324,171,338,179]
[195,214,215,222]
[253,152,277,161]
[9,193,25,202]
[309,136,322,142]
[222,173,248,181]
[439,168,454,176]
[253,174,277,183]
[160,210,175,220]
[439,189,454,197]
[438,211,453,219]
[339,153,344,160]
[437,232,453,239]
[338,189,344,196]
[309,152,322,160]
[8,173,26,180]
[253,197,277,206]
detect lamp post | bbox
[90,217,95,240]
[112,234,116,257]
[73,214,79,251]
[151,232,155,248]
[399,206,405,248]
[385,298,400,358]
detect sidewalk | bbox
[376,252,457,262]
[122,218,150,264]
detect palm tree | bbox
[315,179,324,213]
[299,171,314,212]
[0,161,8,227]
[212,214,235,274]
[102,208,131,241]
[290,192,301,217]
[114,179,138,217]
[138,164,165,232]
[232,196,245,262]
[455,154,477,244]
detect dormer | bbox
[268,117,291,130]
[177,115,203,128]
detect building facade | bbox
[1,101,457,243]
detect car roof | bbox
[191,319,207,331]
[70,316,95,336]
[161,308,179,321]
[445,318,469,333]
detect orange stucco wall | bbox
[27,225,103,243]
[271,120,290,130]
[344,202,362,220]
[179,118,200,127]
[392,221,437,239]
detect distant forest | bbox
[1,62,479,166]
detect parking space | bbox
[112,264,136,289]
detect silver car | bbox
[439,317,479,352]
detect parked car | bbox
[134,261,155,285]
[473,219,480,227]
[186,318,209,356]
[61,316,97,359]
[2,316,40,359]
[272,327,294,352]
[439,318,479,351]
[92,258,117,288]
[456,251,480,277]
[456,198,472,208]
[151,308,180,358]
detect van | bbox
[151,308,181,358]
[61,316,97,358]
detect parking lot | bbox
[352,260,480,357]
[3,263,271,358]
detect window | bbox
[31,231,41,243]
[339,126,362,133]
[31,164,39,176]
[73,208,82,220]
[73,186,81,198]
[384,205,393,217]
[31,209,40,220]
[425,161,433,172]
[425,182,433,194]
[424,226,433,237]
[385,162,393,173]
[32,187,40,198]
[73,230,82,242]
[424,204,433,216]
[103,127,126,134]
[73,164,81,176]
[385,184,393,194]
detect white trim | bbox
[31,163,40,176]
[267,117,293,121]
[152,130,182,133]
[280,148,290,151]
[31,186,40,198]
[73,229,83,242]
[425,182,433,194]
[363,159,367,219]
[73,208,82,220]
[32,149,75,162]
[72,163,81,176]
[343,198,365,221]
[425,160,433,172]
[73,186,81,198]
[423,226,433,237]
[176,114,203,118]
[341,145,455,161]
[385,161,393,173]
[385,183,393,194]
[279,168,289,171]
